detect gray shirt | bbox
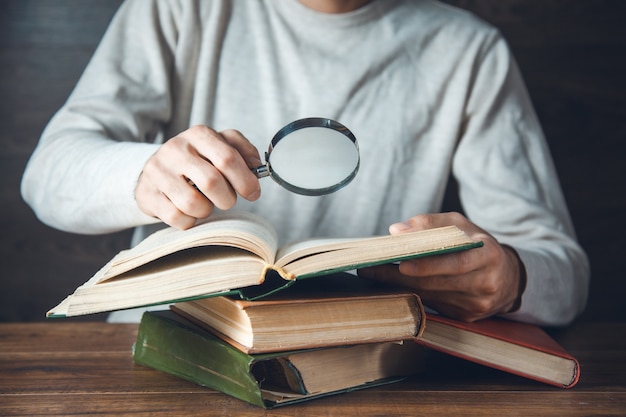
[21,0,589,325]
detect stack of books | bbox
[47,212,581,409]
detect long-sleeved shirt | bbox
[21,0,589,326]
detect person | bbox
[21,0,589,325]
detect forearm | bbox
[21,132,161,234]
[502,243,589,326]
[450,32,590,325]
[21,0,179,234]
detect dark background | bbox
[1,0,624,322]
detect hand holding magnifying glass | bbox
[253,118,360,196]
[136,118,359,230]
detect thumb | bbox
[389,221,414,235]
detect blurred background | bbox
[1,0,624,322]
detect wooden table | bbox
[1,321,625,416]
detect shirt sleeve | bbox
[21,0,179,234]
[452,31,589,326]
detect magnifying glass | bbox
[252,118,360,196]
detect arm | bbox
[360,33,589,326]
[21,1,261,233]
[456,33,590,326]
[20,0,173,234]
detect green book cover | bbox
[132,311,424,409]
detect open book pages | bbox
[100,211,278,282]
[47,211,481,317]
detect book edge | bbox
[419,316,580,388]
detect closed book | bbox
[418,314,580,388]
[173,275,580,389]
[132,310,425,409]
[172,273,425,353]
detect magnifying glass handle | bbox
[252,165,270,178]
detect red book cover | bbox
[418,315,580,388]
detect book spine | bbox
[132,311,268,408]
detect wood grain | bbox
[1,322,626,416]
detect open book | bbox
[48,211,481,317]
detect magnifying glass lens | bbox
[255,118,360,196]
[269,127,358,190]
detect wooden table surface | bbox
[1,320,625,416]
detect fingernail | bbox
[390,221,412,233]
[249,157,263,167]
[247,189,261,201]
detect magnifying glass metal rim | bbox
[253,117,360,196]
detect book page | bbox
[275,226,479,276]
[274,237,362,267]
[98,211,279,283]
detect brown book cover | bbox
[172,274,426,354]
[418,314,580,388]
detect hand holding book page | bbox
[47,211,482,317]
[358,211,525,323]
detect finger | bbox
[421,287,504,322]
[357,263,412,287]
[154,192,200,230]
[418,292,487,322]
[185,160,239,211]
[358,262,496,322]
[397,249,479,278]
[358,262,467,292]
[188,127,261,202]
[220,129,264,169]
[169,176,219,218]
[142,148,219,218]
[359,264,495,322]
[139,183,200,230]
[389,212,471,234]
[357,248,480,281]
